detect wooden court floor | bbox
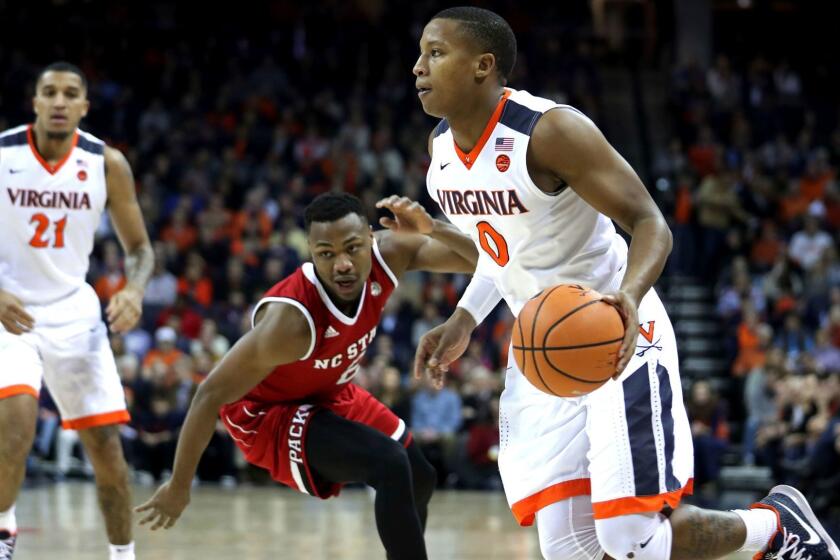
[13,482,750,559]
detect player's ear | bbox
[81,98,90,118]
[475,53,496,79]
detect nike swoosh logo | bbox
[639,536,653,549]
[9,169,23,174]
[440,162,451,170]
[778,502,821,545]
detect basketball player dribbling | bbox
[412,7,839,560]
[0,62,154,560]
[136,193,478,560]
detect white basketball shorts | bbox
[0,284,128,429]
[498,287,694,526]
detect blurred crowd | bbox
[659,53,840,514]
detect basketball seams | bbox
[528,286,562,396]
[541,296,614,388]
[512,335,623,352]
[516,304,527,388]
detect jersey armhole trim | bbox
[251,296,316,361]
[372,238,399,289]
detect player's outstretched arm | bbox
[529,109,673,373]
[375,195,478,275]
[135,302,312,530]
[104,146,154,333]
[376,195,500,386]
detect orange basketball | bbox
[512,284,624,397]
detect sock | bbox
[0,505,16,535]
[109,541,135,560]
[733,509,778,552]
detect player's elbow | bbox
[662,219,674,255]
[633,212,672,256]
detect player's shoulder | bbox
[76,128,106,156]
[506,88,559,113]
[254,266,320,325]
[0,124,29,147]
[372,229,405,273]
[428,118,449,156]
[501,89,590,138]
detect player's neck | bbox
[447,86,506,153]
[329,291,361,317]
[30,124,76,165]
[315,270,362,316]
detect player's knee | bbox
[539,531,603,560]
[80,426,128,475]
[369,439,411,486]
[0,428,34,464]
[594,513,672,560]
[0,395,38,458]
[536,497,604,560]
[411,453,436,504]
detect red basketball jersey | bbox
[245,242,397,403]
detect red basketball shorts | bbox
[220,383,410,498]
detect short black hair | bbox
[304,192,367,232]
[433,6,517,83]
[37,61,88,91]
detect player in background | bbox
[136,193,479,560]
[412,7,839,560]
[0,63,154,560]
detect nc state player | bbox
[0,63,153,560]
[136,193,478,560]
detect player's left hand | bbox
[600,290,639,377]
[135,480,190,531]
[106,284,143,334]
[376,195,434,235]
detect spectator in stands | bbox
[788,213,833,271]
[813,328,840,373]
[160,208,197,253]
[156,295,203,339]
[375,366,412,425]
[775,313,815,361]
[750,220,784,272]
[743,357,784,465]
[732,312,772,378]
[143,326,184,373]
[455,397,501,490]
[687,380,730,489]
[132,391,185,483]
[93,240,126,303]
[411,302,444,352]
[177,252,214,308]
[696,168,748,277]
[143,243,178,309]
[189,319,230,365]
[412,376,463,487]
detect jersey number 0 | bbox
[476,221,509,266]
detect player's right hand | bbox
[135,480,191,531]
[414,308,475,388]
[376,195,434,235]
[0,290,35,335]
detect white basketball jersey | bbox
[426,88,628,315]
[0,125,108,305]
